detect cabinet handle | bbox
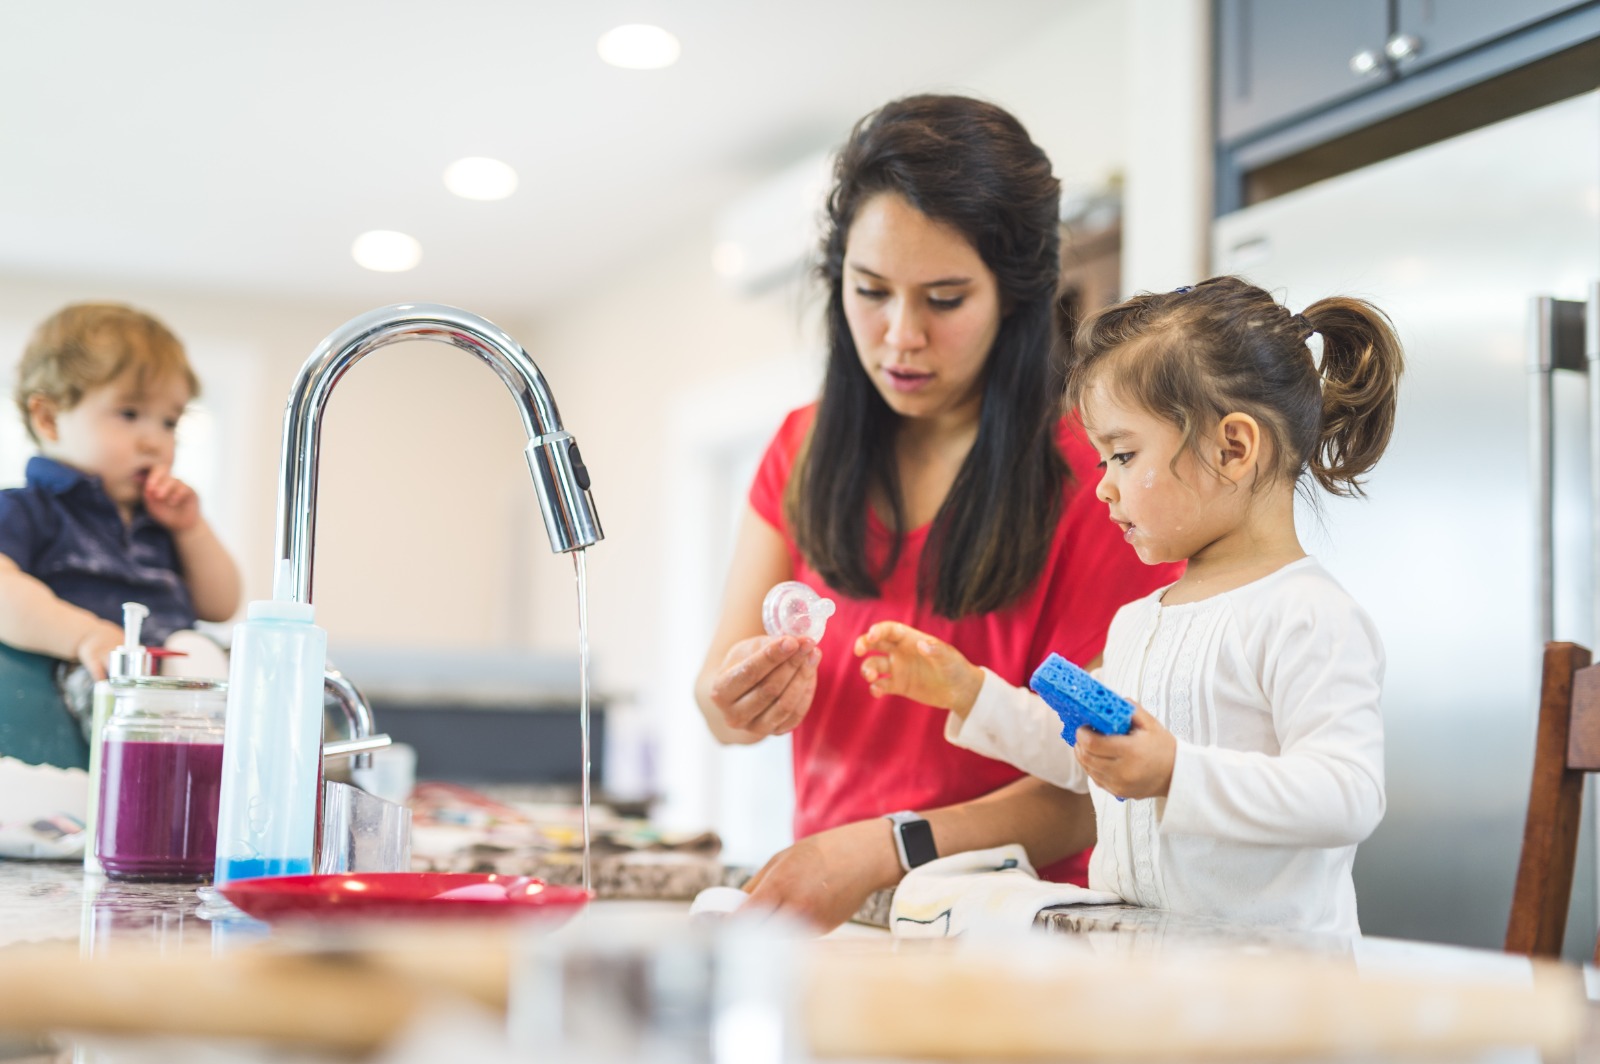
[1385,33,1422,63]
[1348,48,1384,77]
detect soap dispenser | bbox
[83,602,154,876]
[213,560,328,885]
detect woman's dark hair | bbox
[785,94,1065,619]
[1068,275,1404,497]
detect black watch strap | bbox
[885,810,938,872]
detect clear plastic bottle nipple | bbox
[762,581,836,642]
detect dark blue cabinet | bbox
[1214,0,1600,212]
[1216,0,1595,144]
[1216,0,1390,142]
[1392,0,1589,71]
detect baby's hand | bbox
[76,620,125,681]
[143,466,201,532]
[854,621,983,717]
[1073,705,1176,800]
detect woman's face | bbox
[842,192,1002,426]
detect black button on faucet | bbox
[569,442,592,492]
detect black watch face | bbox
[901,818,938,868]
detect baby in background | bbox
[855,275,1404,936]
[0,303,240,724]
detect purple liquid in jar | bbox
[96,739,224,882]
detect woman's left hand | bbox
[741,817,902,933]
[1072,705,1177,799]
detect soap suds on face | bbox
[1143,469,1156,489]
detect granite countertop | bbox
[0,854,750,954]
[0,860,241,953]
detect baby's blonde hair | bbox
[15,303,199,444]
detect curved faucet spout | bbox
[275,303,603,604]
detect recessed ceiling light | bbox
[351,230,422,273]
[444,156,518,201]
[597,24,680,70]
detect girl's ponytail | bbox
[1301,297,1404,498]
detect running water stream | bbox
[573,548,592,893]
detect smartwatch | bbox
[885,810,938,872]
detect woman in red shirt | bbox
[694,94,1178,929]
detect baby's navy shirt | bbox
[0,456,196,649]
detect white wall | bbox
[963,0,1129,199]
[1123,0,1213,292]
[520,223,825,676]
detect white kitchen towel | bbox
[889,843,1122,938]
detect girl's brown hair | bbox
[1068,275,1403,497]
[16,303,199,443]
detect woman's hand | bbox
[742,817,902,932]
[707,635,820,738]
[1073,705,1177,799]
[854,621,984,717]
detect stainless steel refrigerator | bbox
[1212,90,1600,959]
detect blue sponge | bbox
[1028,654,1134,746]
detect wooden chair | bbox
[1507,641,1600,962]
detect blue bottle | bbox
[213,561,327,885]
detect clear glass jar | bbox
[95,677,227,883]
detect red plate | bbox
[218,872,592,922]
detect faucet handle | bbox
[323,733,393,763]
[323,666,380,769]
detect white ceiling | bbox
[1,2,1071,320]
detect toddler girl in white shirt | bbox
[853,275,1405,935]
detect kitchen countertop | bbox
[0,860,726,1062]
[0,860,213,951]
[0,858,1594,1062]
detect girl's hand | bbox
[143,466,201,532]
[708,635,820,737]
[1073,705,1177,799]
[854,621,983,717]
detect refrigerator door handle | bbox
[1529,295,1589,645]
[1589,283,1600,648]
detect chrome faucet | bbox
[276,302,604,604]
[273,303,604,794]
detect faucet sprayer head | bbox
[525,431,602,554]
